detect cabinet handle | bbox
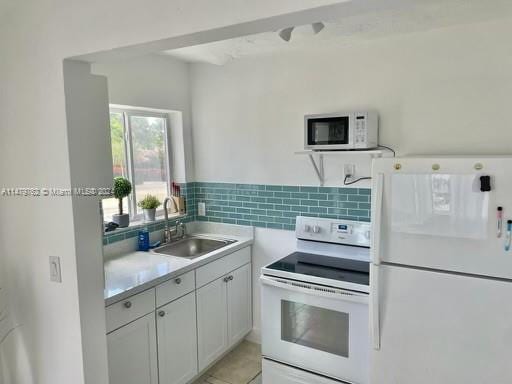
[123,301,132,309]
[223,275,234,283]
[158,310,165,317]
[175,278,182,285]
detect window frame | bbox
[109,107,172,221]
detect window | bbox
[103,107,171,221]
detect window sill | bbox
[104,212,187,236]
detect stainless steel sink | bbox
[152,236,237,259]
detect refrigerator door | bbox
[370,264,512,383]
[372,157,512,279]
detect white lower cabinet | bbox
[197,275,229,371]
[197,263,252,371]
[227,263,252,346]
[156,291,198,384]
[107,312,158,384]
[107,246,252,384]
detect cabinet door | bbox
[227,263,252,346]
[157,291,198,384]
[197,276,228,371]
[107,312,158,384]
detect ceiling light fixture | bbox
[312,22,325,34]
[278,22,325,42]
[278,27,294,42]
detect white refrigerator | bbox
[370,157,512,384]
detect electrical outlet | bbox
[198,202,206,216]
[344,164,356,179]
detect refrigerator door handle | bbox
[370,263,381,350]
[371,172,384,265]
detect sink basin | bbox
[152,236,237,259]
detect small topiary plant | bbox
[113,177,132,215]
[137,194,161,210]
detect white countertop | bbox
[104,224,254,306]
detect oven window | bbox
[308,117,349,145]
[281,300,349,357]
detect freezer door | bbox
[372,157,512,279]
[370,264,512,384]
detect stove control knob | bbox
[304,224,311,232]
[313,225,321,234]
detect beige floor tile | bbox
[206,377,232,384]
[192,373,212,384]
[192,341,262,384]
[248,373,262,384]
[207,340,262,384]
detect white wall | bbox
[191,17,512,187]
[63,60,113,384]
[190,17,512,342]
[0,1,346,383]
[93,54,195,182]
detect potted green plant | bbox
[112,177,132,228]
[138,194,161,222]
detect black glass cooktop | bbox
[266,252,369,286]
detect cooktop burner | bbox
[265,252,369,286]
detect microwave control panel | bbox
[354,115,367,146]
[353,112,378,149]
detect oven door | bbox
[304,114,353,150]
[261,275,369,384]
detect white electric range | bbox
[261,216,370,384]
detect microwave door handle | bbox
[260,275,368,304]
[371,173,384,265]
[370,264,381,350]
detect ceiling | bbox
[161,0,512,65]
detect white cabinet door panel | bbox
[197,276,228,371]
[227,263,252,346]
[107,312,158,384]
[157,291,198,384]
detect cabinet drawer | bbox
[156,270,195,308]
[196,246,251,288]
[106,289,155,333]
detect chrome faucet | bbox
[175,220,187,239]
[163,197,185,244]
[163,197,176,243]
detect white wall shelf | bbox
[295,148,394,186]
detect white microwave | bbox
[304,111,378,150]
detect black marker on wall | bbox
[497,207,503,238]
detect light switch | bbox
[198,202,206,216]
[49,256,62,283]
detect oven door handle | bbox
[260,275,368,304]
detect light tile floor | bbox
[195,374,261,384]
[193,341,262,384]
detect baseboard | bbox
[245,327,261,344]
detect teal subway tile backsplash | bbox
[104,181,371,244]
[194,182,371,230]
